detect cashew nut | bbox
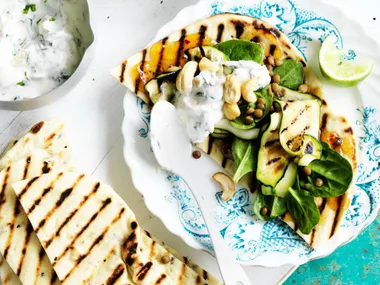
[223,102,241,121]
[213,172,235,201]
[241,79,259,103]
[176,61,198,93]
[223,74,241,103]
[199,57,220,72]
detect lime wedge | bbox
[319,37,374,87]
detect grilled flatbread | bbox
[0,156,60,285]
[0,120,74,284]
[112,13,357,248]
[13,172,223,285]
[111,14,309,104]
[0,119,75,172]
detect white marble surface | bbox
[0,0,379,284]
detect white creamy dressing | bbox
[0,0,93,101]
[176,71,225,143]
[224,60,271,89]
[175,61,271,143]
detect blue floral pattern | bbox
[134,0,380,262]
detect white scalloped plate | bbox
[122,0,380,266]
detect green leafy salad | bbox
[144,39,354,235]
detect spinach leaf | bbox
[216,40,264,63]
[232,137,257,183]
[271,196,287,217]
[253,192,273,221]
[300,142,353,198]
[231,87,273,130]
[273,59,304,90]
[287,187,320,234]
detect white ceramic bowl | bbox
[0,1,95,111]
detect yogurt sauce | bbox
[0,0,93,101]
[176,61,271,143]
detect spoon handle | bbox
[181,169,252,285]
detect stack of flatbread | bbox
[0,120,223,285]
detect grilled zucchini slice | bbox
[277,99,321,156]
[256,112,291,187]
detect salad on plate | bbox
[112,13,364,248]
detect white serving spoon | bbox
[150,101,252,285]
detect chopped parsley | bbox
[17,81,25,86]
[23,4,36,14]
[49,17,55,22]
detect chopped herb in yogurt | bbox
[0,0,93,101]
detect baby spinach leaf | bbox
[301,142,353,198]
[216,40,264,63]
[287,187,320,235]
[271,196,287,217]
[253,192,273,221]
[231,87,273,130]
[232,137,257,183]
[273,59,304,90]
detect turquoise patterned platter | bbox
[122,0,380,266]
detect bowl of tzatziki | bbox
[0,0,94,110]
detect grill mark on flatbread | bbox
[30,121,44,134]
[2,224,13,259]
[50,270,58,283]
[27,172,64,215]
[269,44,276,55]
[252,36,260,43]
[155,273,167,284]
[35,174,84,234]
[319,198,327,213]
[217,24,224,42]
[176,29,187,66]
[119,61,127,83]
[17,176,40,200]
[149,240,156,259]
[62,207,125,282]
[23,156,31,179]
[135,49,147,93]
[231,20,245,38]
[123,231,138,266]
[252,18,281,39]
[155,37,168,75]
[42,161,51,174]
[203,270,208,280]
[183,256,188,265]
[310,229,316,245]
[320,113,328,132]
[198,25,207,46]
[330,196,343,238]
[0,166,10,208]
[344,127,353,134]
[45,182,101,249]
[47,132,56,142]
[16,223,33,276]
[35,248,45,280]
[106,263,125,285]
[178,263,186,282]
[136,262,153,281]
[53,197,112,266]
[3,198,22,261]
[145,230,151,238]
